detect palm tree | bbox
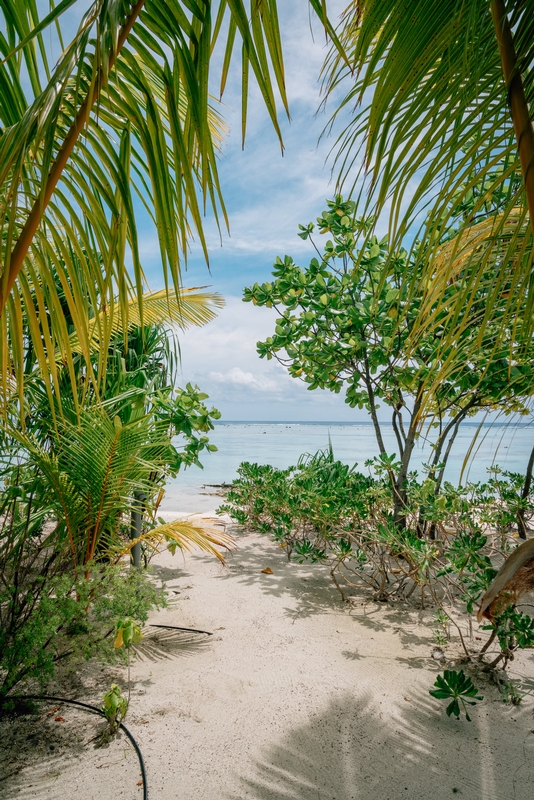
[323,0,534,360]
[0,1,341,400]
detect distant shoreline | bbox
[213,420,533,427]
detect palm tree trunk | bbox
[491,0,534,237]
[0,0,147,315]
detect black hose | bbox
[149,623,213,636]
[14,628,212,795]
[18,694,148,800]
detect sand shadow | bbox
[227,692,533,800]
[216,539,342,619]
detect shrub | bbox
[220,448,534,668]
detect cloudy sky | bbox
[139,0,371,421]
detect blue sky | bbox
[139,0,372,421]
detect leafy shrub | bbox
[220,448,534,668]
[0,558,166,700]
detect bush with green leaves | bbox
[220,448,534,668]
[0,556,166,700]
[0,381,225,700]
[244,198,534,528]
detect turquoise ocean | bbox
[160,420,534,513]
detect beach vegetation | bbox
[0,292,232,699]
[323,0,534,369]
[0,0,342,405]
[429,670,483,721]
[220,447,534,670]
[101,683,129,734]
[244,197,534,531]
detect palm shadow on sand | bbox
[227,692,534,800]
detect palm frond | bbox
[68,286,225,355]
[116,517,235,564]
[323,0,534,352]
[0,1,342,403]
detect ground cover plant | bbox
[219,447,534,676]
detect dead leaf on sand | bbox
[54,716,65,722]
[261,567,273,574]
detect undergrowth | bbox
[219,447,534,671]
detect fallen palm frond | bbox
[477,538,534,621]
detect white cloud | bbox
[209,367,281,393]
[174,295,371,421]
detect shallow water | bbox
[160,420,534,514]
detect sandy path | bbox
[125,522,534,800]
[2,520,534,799]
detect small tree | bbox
[244,197,532,530]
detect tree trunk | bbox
[393,388,423,530]
[517,443,534,539]
[363,359,387,456]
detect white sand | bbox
[2,514,534,799]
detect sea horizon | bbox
[214,419,533,427]
[161,419,534,514]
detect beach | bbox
[3,511,534,799]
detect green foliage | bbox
[221,451,533,609]
[0,305,223,699]
[500,680,525,706]
[221,449,534,673]
[114,617,143,650]
[0,561,166,699]
[432,610,449,648]
[244,198,534,526]
[323,0,534,355]
[245,197,532,418]
[430,670,483,721]
[102,684,129,734]
[484,607,534,655]
[0,0,342,403]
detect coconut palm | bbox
[323,0,534,360]
[0,1,341,400]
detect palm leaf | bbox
[0,1,343,405]
[115,517,235,564]
[323,0,534,358]
[67,286,225,355]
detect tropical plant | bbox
[244,198,534,526]
[430,670,483,721]
[0,387,232,699]
[101,683,129,734]
[220,447,534,674]
[5,396,231,568]
[0,0,341,400]
[323,0,534,367]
